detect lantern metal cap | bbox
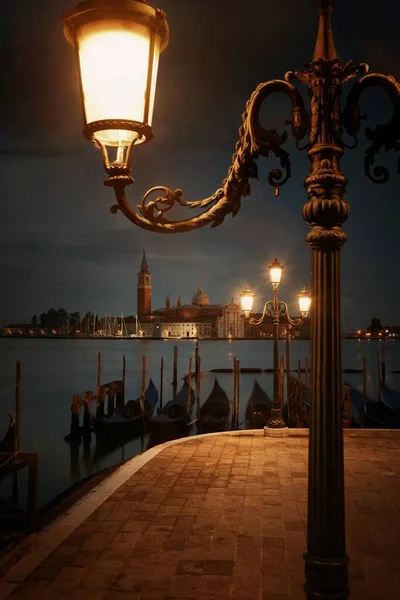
[63,0,169,51]
[241,285,254,295]
[269,257,284,270]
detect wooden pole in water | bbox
[160,357,164,410]
[236,359,240,429]
[107,383,116,416]
[377,352,382,403]
[186,357,192,420]
[83,392,92,443]
[140,356,147,451]
[122,355,126,402]
[14,361,21,456]
[231,357,237,430]
[305,357,309,384]
[297,360,301,381]
[195,341,199,380]
[13,361,21,501]
[381,345,386,385]
[96,387,105,420]
[96,352,101,399]
[172,345,178,386]
[69,394,81,438]
[196,354,201,425]
[362,357,367,415]
[83,392,92,429]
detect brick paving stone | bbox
[103,591,141,600]
[81,570,117,589]
[7,580,47,600]
[68,550,103,568]
[72,590,107,600]
[111,573,149,592]
[175,560,204,575]
[3,431,400,600]
[167,574,199,597]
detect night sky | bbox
[1,0,400,331]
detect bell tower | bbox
[137,249,152,320]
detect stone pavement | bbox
[1,430,400,600]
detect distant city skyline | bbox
[1,1,400,332]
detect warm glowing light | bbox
[77,21,161,147]
[240,286,255,318]
[269,258,283,287]
[298,287,311,317]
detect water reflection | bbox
[1,338,400,508]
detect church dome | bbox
[192,285,210,307]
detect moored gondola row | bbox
[60,343,400,460]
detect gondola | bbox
[0,414,15,453]
[245,380,273,429]
[345,383,400,428]
[95,379,158,439]
[148,379,195,430]
[380,383,400,411]
[198,378,230,433]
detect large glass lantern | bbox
[63,0,169,169]
[269,258,283,289]
[240,286,255,318]
[298,287,311,317]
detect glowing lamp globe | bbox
[269,258,283,288]
[240,286,255,318]
[298,287,311,317]
[63,0,169,168]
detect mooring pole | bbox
[12,361,21,502]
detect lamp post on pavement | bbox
[240,259,311,436]
[62,0,400,597]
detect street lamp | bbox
[240,260,311,435]
[63,0,400,598]
[239,285,254,319]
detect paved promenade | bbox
[1,430,400,600]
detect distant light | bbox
[269,257,283,287]
[240,286,254,318]
[298,287,311,317]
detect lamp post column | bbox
[299,3,350,597]
[304,224,348,600]
[272,288,280,413]
[266,287,287,431]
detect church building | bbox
[133,250,244,338]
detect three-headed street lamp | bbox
[240,259,311,435]
[62,0,400,598]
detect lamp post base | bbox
[264,407,289,437]
[264,425,289,437]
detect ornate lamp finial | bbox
[313,0,337,61]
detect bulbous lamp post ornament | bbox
[63,0,400,597]
[240,260,311,436]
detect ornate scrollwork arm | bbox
[246,80,308,193]
[248,299,305,327]
[277,301,305,326]
[342,73,400,183]
[249,301,275,326]
[104,80,308,233]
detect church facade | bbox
[132,250,245,339]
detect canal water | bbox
[0,338,399,509]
